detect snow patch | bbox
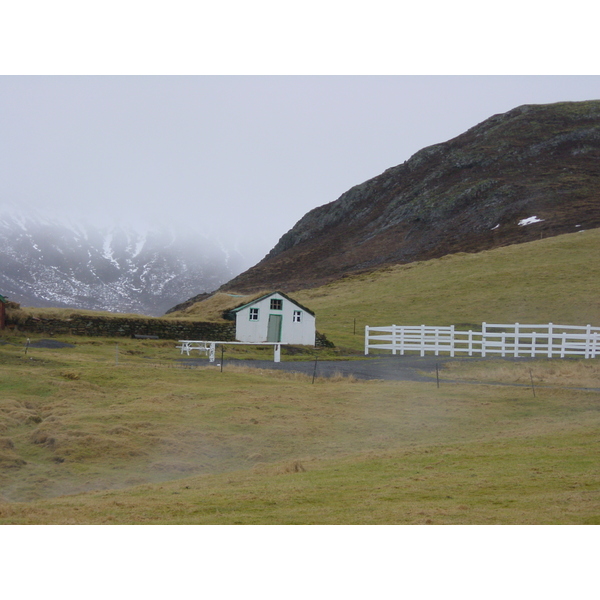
[102,233,120,268]
[133,233,147,257]
[518,216,545,226]
[12,214,29,231]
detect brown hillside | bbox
[216,101,600,295]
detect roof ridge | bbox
[230,291,315,316]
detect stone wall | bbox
[6,314,236,340]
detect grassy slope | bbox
[3,421,600,525]
[1,336,599,524]
[1,229,600,524]
[165,229,600,351]
[293,228,600,350]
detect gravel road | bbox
[179,355,495,382]
[177,354,600,391]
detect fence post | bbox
[392,324,397,355]
[514,323,520,357]
[481,322,486,358]
[365,326,370,355]
[400,326,405,355]
[501,332,506,357]
[531,332,536,357]
[529,369,536,397]
[450,325,455,357]
[561,332,566,358]
[420,324,426,357]
[548,323,553,358]
[468,330,473,356]
[585,324,592,359]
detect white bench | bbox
[176,340,281,362]
[177,341,210,356]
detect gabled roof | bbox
[230,291,315,316]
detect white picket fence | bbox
[365,322,600,359]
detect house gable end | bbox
[230,291,315,317]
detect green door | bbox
[267,314,282,342]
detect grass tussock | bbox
[252,460,307,476]
[328,371,358,383]
[60,371,81,381]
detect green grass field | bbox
[1,229,599,524]
[1,334,599,524]
[294,228,600,351]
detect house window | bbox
[293,310,302,323]
[270,299,283,310]
[249,308,259,321]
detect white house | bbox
[230,291,316,345]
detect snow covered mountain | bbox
[0,209,245,316]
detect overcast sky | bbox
[2,76,600,267]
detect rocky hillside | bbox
[0,212,245,316]
[217,100,600,295]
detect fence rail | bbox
[365,323,600,359]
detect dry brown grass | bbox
[59,371,81,381]
[441,359,600,389]
[214,363,364,384]
[252,460,307,475]
[0,436,26,469]
[328,371,359,383]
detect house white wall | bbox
[234,292,316,345]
